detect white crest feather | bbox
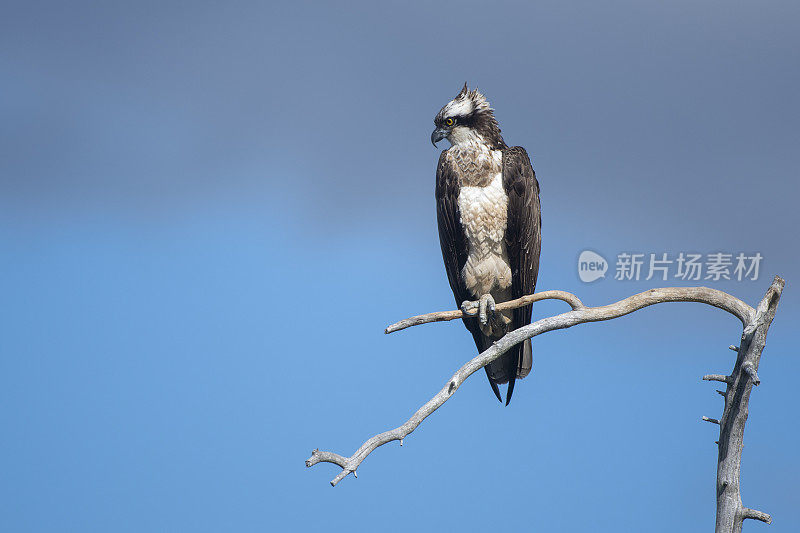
[442,87,492,119]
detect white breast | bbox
[458,171,512,298]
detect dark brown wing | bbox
[435,151,502,401]
[501,146,542,404]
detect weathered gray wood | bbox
[307,277,785,532]
[384,286,752,334]
[712,276,784,532]
[383,289,584,333]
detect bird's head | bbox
[432,83,505,150]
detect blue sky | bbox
[1,1,798,531]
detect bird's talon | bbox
[461,300,478,315]
[478,294,496,327]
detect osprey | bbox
[432,84,541,405]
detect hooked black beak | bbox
[431,128,447,147]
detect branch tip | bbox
[703,374,730,383]
[729,344,739,351]
[331,470,350,487]
[742,508,772,524]
[702,416,720,425]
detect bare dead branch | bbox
[384,289,585,334]
[742,508,773,525]
[711,276,784,532]
[385,286,753,334]
[308,284,757,486]
[308,276,785,531]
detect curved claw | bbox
[461,300,478,315]
[478,294,496,327]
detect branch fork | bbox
[307,276,785,532]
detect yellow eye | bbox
[445,117,455,127]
